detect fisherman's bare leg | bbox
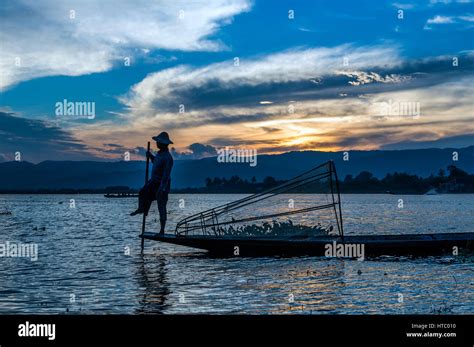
[130,181,157,216]
[130,186,146,216]
[157,191,168,234]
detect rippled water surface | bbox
[0,194,473,314]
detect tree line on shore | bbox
[177,165,474,194]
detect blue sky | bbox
[0,0,473,162]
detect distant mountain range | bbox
[0,147,473,190]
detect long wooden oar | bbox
[140,141,151,252]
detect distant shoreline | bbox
[1,165,472,195]
[1,191,473,195]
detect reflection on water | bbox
[0,194,473,314]
[135,254,170,314]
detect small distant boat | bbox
[0,204,12,215]
[104,192,138,198]
[424,188,439,195]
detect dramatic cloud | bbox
[381,133,474,150]
[335,71,411,86]
[120,46,473,124]
[82,47,473,153]
[0,111,152,162]
[0,111,95,162]
[97,143,144,157]
[0,0,251,90]
[122,44,404,115]
[2,1,472,158]
[171,143,218,160]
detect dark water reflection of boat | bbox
[135,254,171,314]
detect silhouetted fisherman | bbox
[130,132,173,235]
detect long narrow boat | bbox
[140,232,474,256]
[139,161,474,257]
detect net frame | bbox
[175,160,344,238]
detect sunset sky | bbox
[1,0,473,162]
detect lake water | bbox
[0,194,473,314]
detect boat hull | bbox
[140,232,474,257]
